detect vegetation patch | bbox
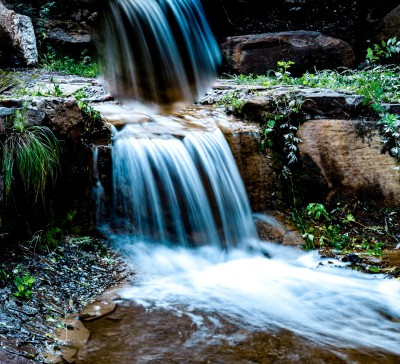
[291,200,400,277]
[41,47,98,78]
[2,105,60,203]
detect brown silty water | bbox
[77,301,400,364]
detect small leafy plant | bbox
[13,273,35,300]
[306,203,329,220]
[276,60,296,82]
[366,37,400,64]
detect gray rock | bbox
[239,86,367,120]
[46,27,91,55]
[21,305,38,316]
[0,1,38,66]
[0,107,14,131]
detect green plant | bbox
[229,66,400,104]
[78,100,102,128]
[38,1,55,31]
[216,91,247,114]
[378,112,400,161]
[0,71,15,94]
[73,88,89,101]
[360,240,384,256]
[260,119,276,150]
[13,273,35,299]
[50,77,64,97]
[41,226,63,249]
[259,93,303,176]
[366,37,400,64]
[276,60,295,82]
[306,203,329,220]
[2,105,60,203]
[41,47,98,78]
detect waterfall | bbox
[103,122,258,249]
[91,0,400,359]
[97,0,221,105]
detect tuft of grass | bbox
[2,107,60,203]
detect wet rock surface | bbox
[215,115,283,211]
[255,211,306,246]
[73,300,400,364]
[0,236,128,363]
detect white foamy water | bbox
[114,241,400,354]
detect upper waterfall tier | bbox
[97,0,221,105]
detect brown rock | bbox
[55,318,90,363]
[80,298,116,322]
[298,119,400,207]
[29,97,83,139]
[255,211,305,246]
[217,117,283,211]
[221,31,355,76]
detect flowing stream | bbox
[86,0,400,362]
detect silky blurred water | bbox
[111,240,400,355]
[97,0,220,104]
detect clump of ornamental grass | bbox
[2,107,60,203]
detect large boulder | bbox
[298,119,400,207]
[0,1,38,66]
[222,31,355,75]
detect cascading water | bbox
[90,0,400,362]
[97,0,220,105]
[108,124,257,248]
